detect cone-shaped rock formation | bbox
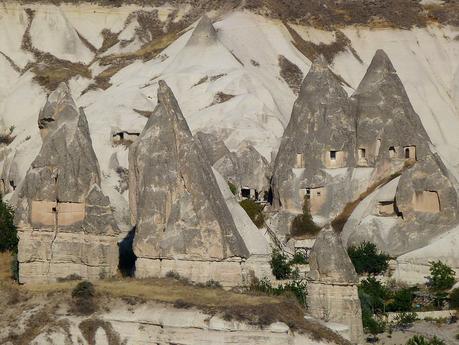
[129,81,250,284]
[15,83,120,283]
[307,226,363,344]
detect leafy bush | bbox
[449,288,459,309]
[406,335,446,345]
[348,241,389,275]
[239,199,265,228]
[362,310,386,337]
[0,199,18,253]
[227,181,237,195]
[386,287,417,312]
[358,277,390,314]
[249,277,307,307]
[290,251,308,265]
[290,197,320,237]
[428,261,456,291]
[71,281,97,315]
[394,312,418,329]
[270,249,291,279]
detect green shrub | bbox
[386,287,417,312]
[72,281,95,299]
[362,310,386,336]
[347,241,389,275]
[270,249,291,279]
[428,261,455,291]
[449,288,459,309]
[406,335,446,345]
[394,312,418,329]
[358,277,390,314]
[0,199,18,253]
[228,181,237,195]
[290,197,320,237]
[290,251,308,265]
[71,281,97,315]
[239,199,265,228]
[249,277,307,307]
[205,279,222,289]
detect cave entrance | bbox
[119,227,137,277]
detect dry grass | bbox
[0,264,353,345]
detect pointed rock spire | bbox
[15,85,119,283]
[129,80,249,266]
[307,226,358,283]
[187,15,218,46]
[271,53,355,215]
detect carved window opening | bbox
[9,180,16,190]
[330,151,337,160]
[359,148,366,159]
[403,146,416,160]
[412,191,440,213]
[295,153,304,168]
[241,187,258,200]
[389,146,396,158]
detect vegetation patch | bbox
[0,199,17,253]
[278,55,303,95]
[239,199,265,228]
[347,241,389,275]
[290,197,320,238]
[70,281,97,315]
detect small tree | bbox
[0,199,18,253]
[358,277,390,314]
[428,261,456,291]
[449,288,459,309]
[347,241,389,275]
[270,249,291,279]
[290,197,320,237]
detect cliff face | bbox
[14,83,119,283]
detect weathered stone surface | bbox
[197,132,271,199]
[352,49,431,181]
[271,56,357,221]
[15,83,119,283]
[129,81,249,280]
[343,155,458,256]
[307,226,363,344]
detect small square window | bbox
[330,151,337,160]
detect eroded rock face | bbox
[129,81,250,284]
[352,49,431,180]
[197,132,270,200]
[341,51,458,257]
[15,83,120,283]
[270,56,359,233]
[307,226,363,344]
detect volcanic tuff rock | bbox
[14,83,120,283]
[341,51,459,257]
[197,131,270,199]
[352,49,431,180]
[129,81,252,284]
[271,55,359,229]
[307,226,363,344]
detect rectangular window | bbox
[330,151,337,160]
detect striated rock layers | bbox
[15,83,120,284]
[307,226,364,344]
[342,51,458,256]
[129,81,265,286]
